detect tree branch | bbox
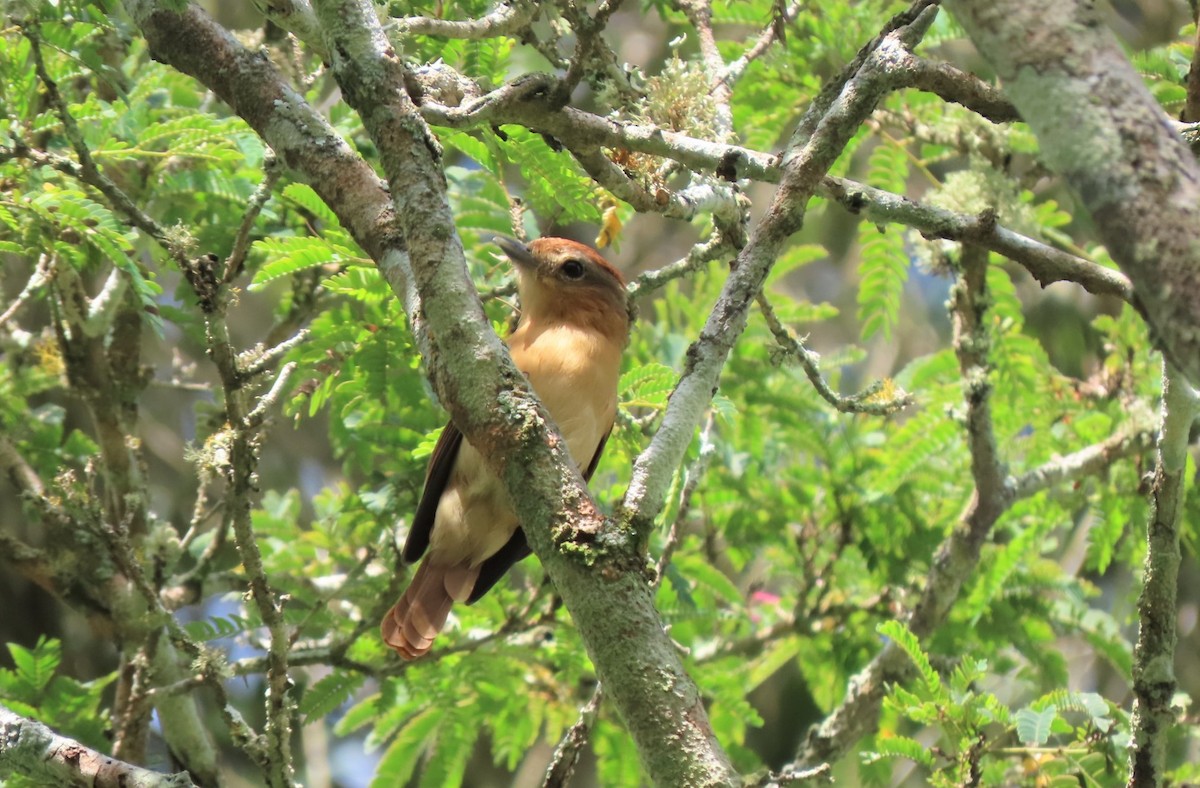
[309,0,737,783]
[950,0,1200,388]
[0,702,196,788]
[419,80,1130,303]
[389,0,538,39]
[620,1,940,537]
[1128,363,1199,784]
[901,55,1020,123]
[756,293,914,415]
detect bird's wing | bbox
[582,426,611,482]
[467,528,529,603]
[402,421,464,564]
[467,425,613,604]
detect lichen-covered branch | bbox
[1128,363,1199,785]
[309,0,737,783]
[541,685,604,788]
[418,76,1129,303]
[901,54,1020,122]
[390,0,538,39]
[951,0,1200,388]
[820,177,1133,302]
[1009,423,1156,499]
[199,304,297,788]
[0,703,196,788]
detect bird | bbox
[381,236,630,659]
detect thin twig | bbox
[720,0,804,88]
[627,234,732,300]
[224,149,282,284]
[756,293,913,415]
[652,414,718,589]
[541,685,604,788]
[0,254,55,329]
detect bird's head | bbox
[495,236,629,342]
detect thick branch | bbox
[950,0,1200,388]
[820,178,1133,301]
[310,0,736,784]
[902,55,1020,122]
[0,702,196,788]
[390,1,537,39]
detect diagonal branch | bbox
[0,702,196,788]
[620,0,941,537]
[309,0,736,784]
[719,0,804,89]
[756,293,914,415]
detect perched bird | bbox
[381,236,630,659]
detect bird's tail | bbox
[381,560,479,659]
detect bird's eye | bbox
[561,260,586,279]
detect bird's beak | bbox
[494,236,539,272]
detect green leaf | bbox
[419,707,474,788]
[862,734,936,767]
[249,236,365,289]
[371,707,441,788]
[183,613,258,642]
[1015,706,1056,746]
[745,635,801,690]
[334,693,380,737]
[324,266,390,304]
[676,553,742,605]
[621,363,677,410]
[878,620,941,697]
[8,637,61,692]
[281,183,340,226]
[301,671,366,724]
[856,142,911,340]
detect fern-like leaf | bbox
[301,671,366,723]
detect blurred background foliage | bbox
[1,0,1199,785]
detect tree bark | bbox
[0,702,196,788]
[950,0,1200,389]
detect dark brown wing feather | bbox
[466,426,613,604]
[402,422,464,564]
[582,428,611,482]
[467,529,530,603]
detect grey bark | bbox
[950,0,1200,389]
[0,702,196,788]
